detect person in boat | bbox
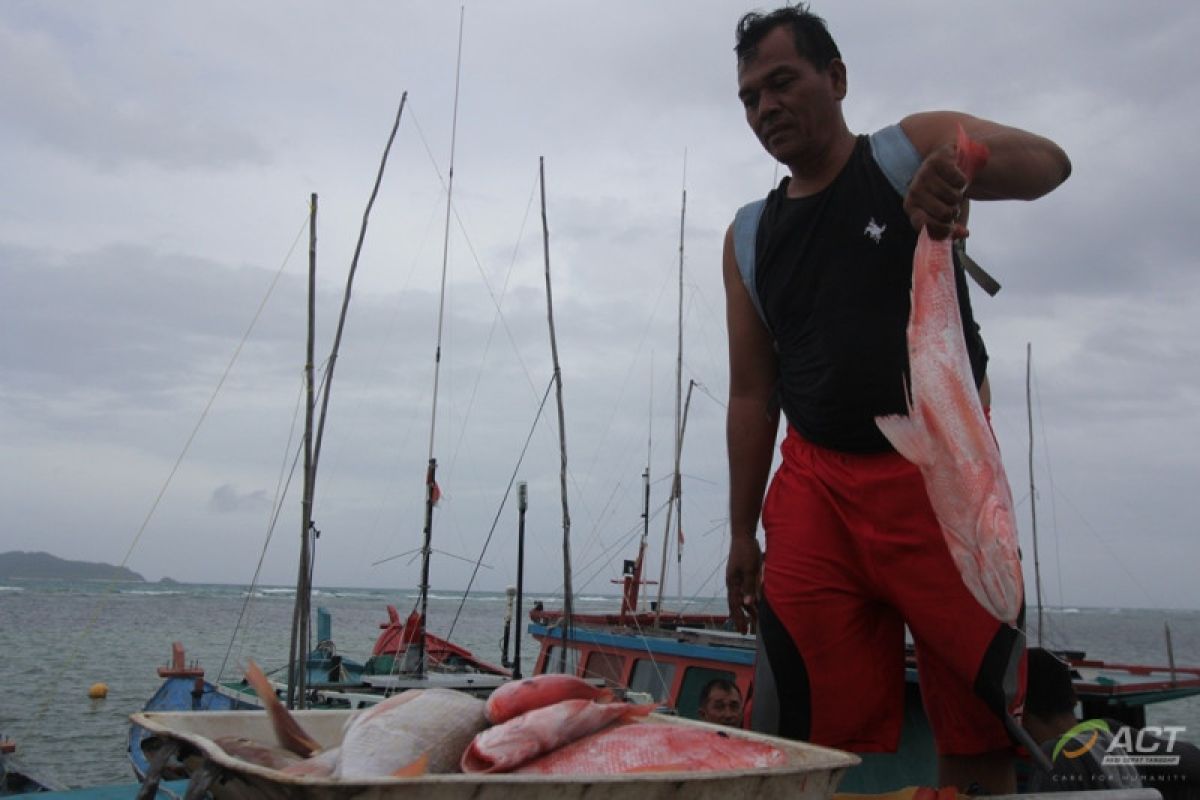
[696,678,743,727]
[721,5,1070,792]
[1022,648,1200,800]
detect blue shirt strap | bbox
[869,123,922,197]
[731,198,768,328]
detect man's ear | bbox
[828,58,847,100]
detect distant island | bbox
[0,551,147,582]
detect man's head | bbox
[734,5,849,170]
[1025,648,1078,717]
[1023,648,1080,742]
[697,679,743,727]
[734,5,841,71]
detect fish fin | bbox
[875,414,933,467]
[955,123,990,182]
[244,659,322,758]
[621,702,658,720]
[391,753,429,778]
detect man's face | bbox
[736,25,846,167]
[698,686,743,727]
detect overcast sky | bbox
[2,1,1197,615]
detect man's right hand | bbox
[726,534,762,633]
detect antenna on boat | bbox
[655,151,687,626]
[539,156,575,669]
[1027,342,1045,645]
[416,5,467,680]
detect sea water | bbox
[0,580,678,787]
[1,580,1198,789]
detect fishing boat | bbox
[1,736,69,795]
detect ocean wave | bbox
[0,586,23,592]
[120,589,184,596]
[242,590,296,599]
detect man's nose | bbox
[757,88,781,115]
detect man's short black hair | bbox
[735,4,842,70]
[1025,648,1079,716]
[699,678,740,705]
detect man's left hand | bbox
[904,143,968,240]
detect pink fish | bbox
[484,674,613,724]
[875,124,1023,625]
[514,722,788,774]
[243,660,485,777]
[461,699,653,773]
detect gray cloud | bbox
[209,483,270,514]
[1,1,1197,612]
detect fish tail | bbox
[244,659,322,758]
[955,124,990,182]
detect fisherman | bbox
[721,5,1070,792]
[696,679,743,727]
[1022,648,1200,800]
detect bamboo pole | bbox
[312,93,406,478]
[676,379,695,605]
[1166,622,1177,686]
[539,157,574,669]
[1027,342,1045,642]
[655,161,686,625]
[288,193,318,709]
[514,482,528,680]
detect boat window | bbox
[583,651,626,686]
[544,645,581,675]
[629,659,675,703]
[677,667,737,720]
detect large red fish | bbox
[462,699,652,773]
[514,722,788,774]
[875,124,1023,626]
[243,660,485,777]
[484,674,612,724]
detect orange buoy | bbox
[88,682,108,699]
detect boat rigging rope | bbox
[445,372,555,642]
[116,212,310,574]
[32,210,310,727]
[218,369,311,682]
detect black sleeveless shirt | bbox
[754,135,988,453]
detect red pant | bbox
[760,426,1024,755]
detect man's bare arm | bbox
[900,111,1071,239]
[722,224,780,632]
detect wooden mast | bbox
[287,193,318,709]
[539,156,574,669]
[286,91,408,703]
[1027,342,1045,644]
[655,156,686,625]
